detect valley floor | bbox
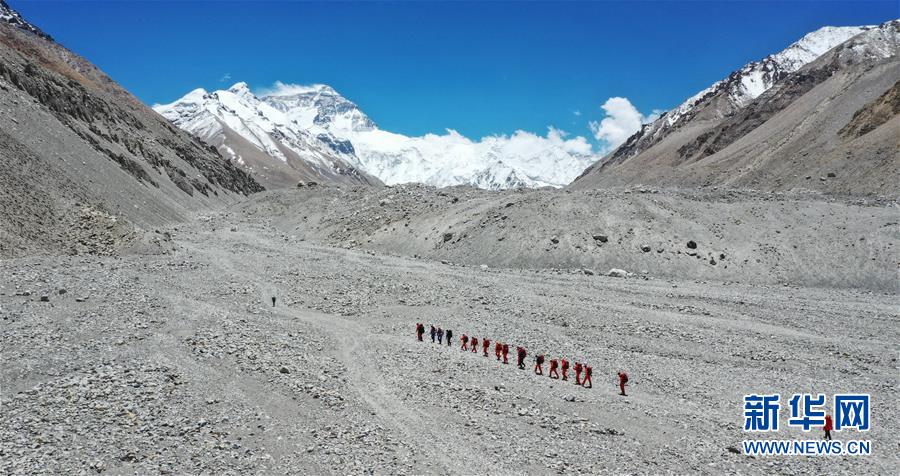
[1,207,898,474]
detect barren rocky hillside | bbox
[572,21,900,197]
[230,184,898,291]
[0,20,263,258]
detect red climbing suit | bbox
[470,337,479,353]
[415,323,424,341]
[534,355,544,375]
[560,359,569,381]
[495,342,503,360]
[461,334,469,350]
[582,365,593,388]
[574,363,583,385]
[502,344,510,364]
[482,339,490,356]
[516,347,527,369]
[618,372,629,395]
[549,359,559,379]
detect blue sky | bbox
[14,1,898,146]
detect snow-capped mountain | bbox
[604,25,873,166]
[261,83,376,134]
[1,0,50,39]
[571,20,899,195]
[160,81,596,190]
[153,83,377,188]
[670,25,872,122]
[257,85,596,189]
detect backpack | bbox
[621,373,629,383]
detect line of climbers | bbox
[415,323,629,395]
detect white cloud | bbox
[351,125,599,187]
[573,110,581,116]
[219,72,232,82]
[255,81,331,97]
[589,97,660,152]
[489,126,594,157]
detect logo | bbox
[741,393,871,456]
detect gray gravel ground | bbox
[1,190,898,474]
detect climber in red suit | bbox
[534,354,545,375]
[617,371,629,396]
[549,359,560,379]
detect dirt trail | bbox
[184,235,490,473]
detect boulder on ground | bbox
[607,268,628,278]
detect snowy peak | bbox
[770,25,874,71]
[161,81,599,190]
[604,22,881,166]
[669,25,871,123]
[0,0,51,40]
[827,19,900,63]
[153,84,376,188]
[261,85,376,134]
[469,161,549,191]
[227,81,253,97]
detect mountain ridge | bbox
[160,83,597,190]
[154,83,378,188]
[570,20,899,196]
[0,2,264,258]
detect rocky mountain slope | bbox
[572,21,899,196]
[154,83,380,189]
[0,0,49,40]
[232,184,898,292]
[0,2,263,258]
[162,83,597,190]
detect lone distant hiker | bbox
[272,296,276,307]
[461,334,469,351]
[516,347,527,369]
[617,371,629,396]
[502,344,510,364]
[470,337,479,353]
[430,325,436,343]
[482,338,490,356]
[495,341,503,360]
[416,323,425,341]
[823,415,833,440]
[436,327,444,344]
[549,359,559,379]
[560,359,569,381]
[446,329,453,346]
[534,355,545,375]
[582,365,593,388]
[574,363,583,385]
